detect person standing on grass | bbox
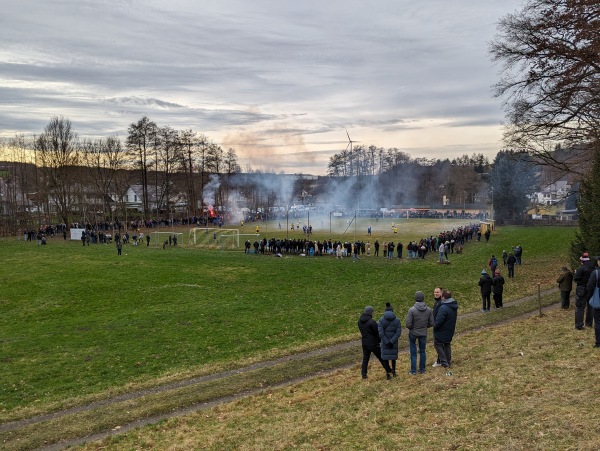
[405,291,434,375]
[506,252,517,278]
[585,266,600,348]
[479,269,493,312]
[358,306,393,380]
[574,252,595,330]
[432,287,443,368]
[557,266,574,309]
[116,239,122,256]
[492,269,505,308]
[378,302,401,377]
[433,289,458,373]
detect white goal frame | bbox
[189,227,240,248]
[149,231,184,247]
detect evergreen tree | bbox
[570,143,600,266]
[488,151,538,222]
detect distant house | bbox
[530,180,572,206]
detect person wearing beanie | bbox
[574,252,595,329]
[479,269,493,312]
[406,291,434,374]
[492,269,505,308]
[358,306,393,380]
[433,289,459,372]
[378,302,401,376]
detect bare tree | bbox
[126,116,157,219]
[490,0,600,176]
[81,136,125,222]
[34,116,81,226]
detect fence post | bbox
[538,283,543,317]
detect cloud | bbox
[0,0,524,174]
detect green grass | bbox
[81,307,600,451]
[0,221,576,420]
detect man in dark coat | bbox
[358,306,393,380]
[492,269,505,308]
[433,290,458,371]
[506,252,517,278]
[378,303,401,377]
[557,266,574,309]
[479,269,493,312]
[431,287,444,368]
[574,253,595,330]
[585,266,600,347]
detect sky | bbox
[0,0,525,175]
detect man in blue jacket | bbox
[433,289,459,374]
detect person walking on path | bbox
[433,289,458,373]
[557,266,574,309]
[358,306,393,380]
[492,269,505,308]
[479,269,493,312]
[574,252,595,330]
[378,303,401,377]
[405,291,434,374]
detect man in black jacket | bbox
[574,252,595,330]
[358,306,393,380]
[479,270,493,312]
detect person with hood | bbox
[492,269,505,308]
[433,289,458,372]
[405,291,434,374]
[556,266,574,309]
[479,269,493,312]
[502,250,508,267]
[378,302,402,377]
[358,306,393,380]
[574,252,595,330]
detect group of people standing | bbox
[558,252,600,348]
[358,288,458,379]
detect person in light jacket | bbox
[405,291,434,374]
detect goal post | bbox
[189,227,241,249]
[149,231,184,247]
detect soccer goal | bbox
[149,231,184,248]
[189,227,240,249]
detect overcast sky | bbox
[1,0,524,175]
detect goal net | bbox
[189,228,240,249]
[149,231,184,247]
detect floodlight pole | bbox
[329,211,332,238]
[286,207,289,241]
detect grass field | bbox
[82,307,600,451]
[0,219,576,424]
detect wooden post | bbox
[538,283,543,317]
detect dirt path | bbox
[3,288,562,450]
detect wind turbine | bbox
[345,129,358,153]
